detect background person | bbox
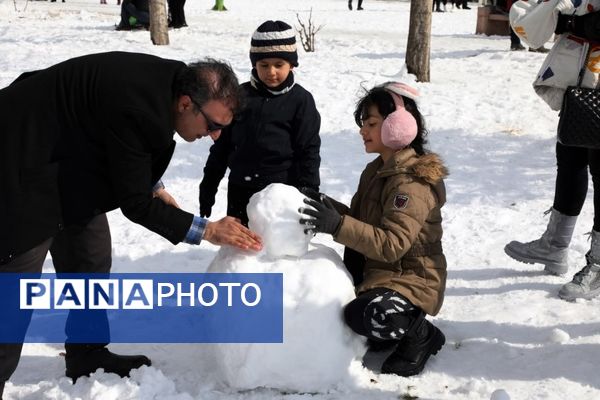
[507,2,600,300]
[348,0,364,10]
[168,0,187,28]
[116,0,149,30]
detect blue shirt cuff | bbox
[183,216,207,245]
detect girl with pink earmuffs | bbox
[299,82,448,376]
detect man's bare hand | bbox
[203,217,263,251]
[153,188,180,208]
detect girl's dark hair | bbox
[174,58,243,114]
[353,85,428,155]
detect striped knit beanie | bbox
[250,20,299,67]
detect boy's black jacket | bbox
[202,81,321,191]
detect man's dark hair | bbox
[174,58,242,114]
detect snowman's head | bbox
[247,183,312,258]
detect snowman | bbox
[207,183,365,392]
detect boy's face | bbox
[255,58,293,88]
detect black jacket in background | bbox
[0,51,193,264]
[202,81,321,196]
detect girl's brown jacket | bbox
[333,148,448,316]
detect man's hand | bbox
[153,188,180,208]
[298,197,342,235]
[203,216,263,251]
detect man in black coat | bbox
[0,51,262,395]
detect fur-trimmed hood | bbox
[378,148,449,184]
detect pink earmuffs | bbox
[380,82,419,150]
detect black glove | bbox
[298,197,342,235]
[198,181,216,218]
[556,11,600,41]
[298,186,321,202]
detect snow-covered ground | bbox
[1,0,599,398]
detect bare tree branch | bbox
[295,8,323,52]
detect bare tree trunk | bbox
[150,0,170,46]
[406,0,432,82]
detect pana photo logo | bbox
[1,273,283,343]
[19,278,262,310]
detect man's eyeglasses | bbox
[197,106,229,133]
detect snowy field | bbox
[1,0,599,398]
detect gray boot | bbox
[504,208,577,275]
[559,230,600,301]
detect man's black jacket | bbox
[0,51,193,264]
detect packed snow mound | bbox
[207,184,365,392]
[247,183,312,258]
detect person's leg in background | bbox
[553,142,589,217]
[560,147,600,300]
[49,214,150,381]
[510,28,525,51]
[505,142,586,274]
[168,0,187,28]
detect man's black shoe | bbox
[381,319,445,377]
[65,348,151,381]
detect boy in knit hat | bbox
[199,20,321,225]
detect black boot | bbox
[381,316,445,377]
[65,347,151,381]
[366,338,398,352]
[348,0,352,10]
